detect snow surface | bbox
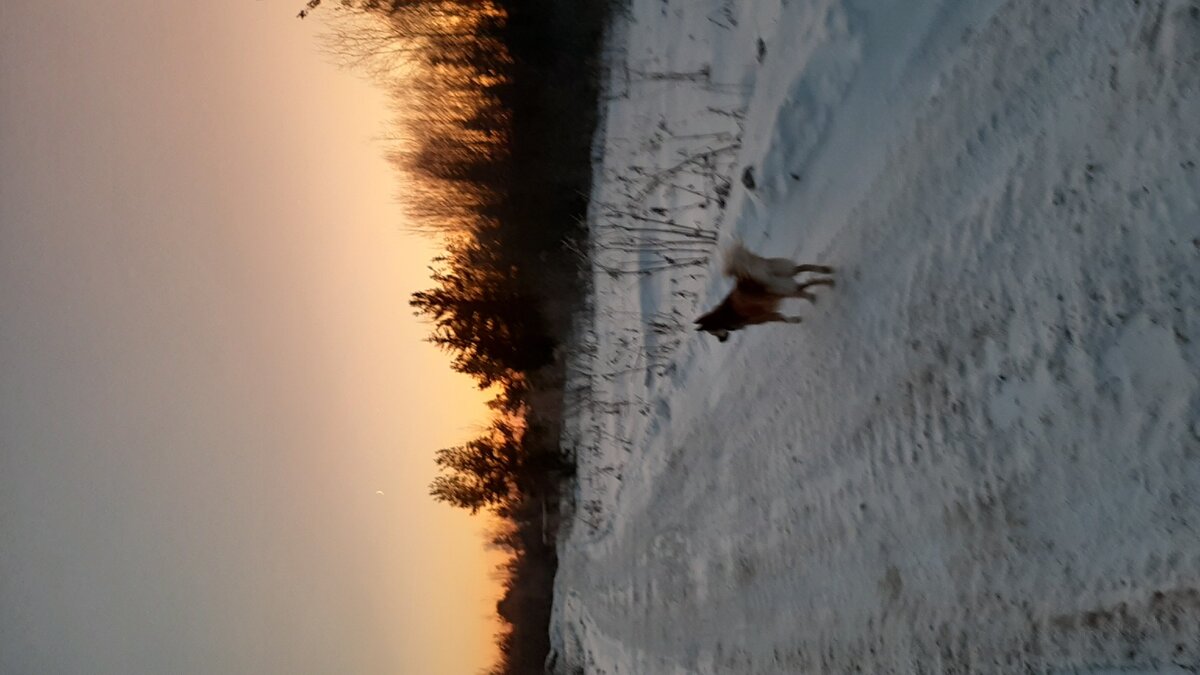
[550,0,1200,672]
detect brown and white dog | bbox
[694,240,835,342]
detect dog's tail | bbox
[721,238,758,279]
[722,238,800,292]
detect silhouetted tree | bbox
[429,420,522,513]
[410,235,555,387]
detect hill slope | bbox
[552,0,1200,672]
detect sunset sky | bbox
[1,1,505,672]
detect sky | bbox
[0,1,505,673]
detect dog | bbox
[694,240,835,342]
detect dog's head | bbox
[694,311,731,342]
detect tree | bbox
[429,420,523,513]
[410,234,555,388]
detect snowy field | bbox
[549,0,1200,673]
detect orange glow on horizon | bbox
[278,9,511,673]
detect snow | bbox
[550,0,1200,672]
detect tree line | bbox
[301,0,611,672]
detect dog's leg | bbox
[792,277,835,303]
[746,312,803,325]
[793,264,834,275]
[766,257,799,277]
